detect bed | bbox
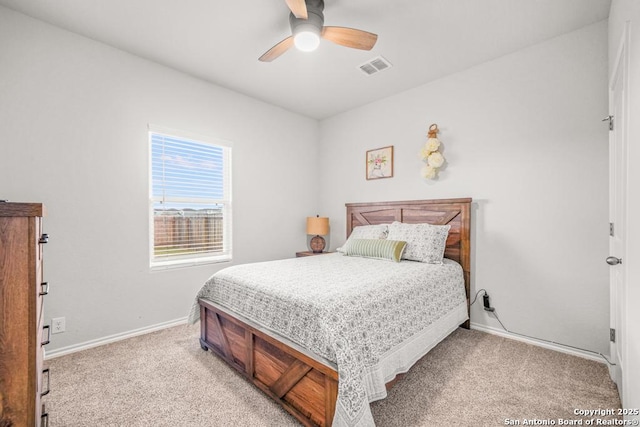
[189,198,471,426]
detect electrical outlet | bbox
[52,317,65,334]
[483,293,495,312]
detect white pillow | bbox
[386,221,450,264]
[336,224,388,253]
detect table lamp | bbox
[306,215,329,253]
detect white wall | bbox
[0,5,616,360]
[609,0,640,414]
[319,22,610,354]
[0,6,319,351]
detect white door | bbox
[608,30,628,396]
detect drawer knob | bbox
[39,233,49,244]
[40,282,49,296]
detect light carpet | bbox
[45,325,621,426]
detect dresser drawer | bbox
[36,218,46,263]
[35,224,47,329]
[35,394,49,427]
[39,323,51,348]
[36,229,48,343]
[37,282,47,328]
[35,347,50,427]
[40,403,49,427]
[36,366,50,399]
[37,272,50,347]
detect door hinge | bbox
[610,223,615,237]
[610,328,616,343]
[602,115,614,131]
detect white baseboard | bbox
[43,317,609,365]
[44,317,189,360]
[470,322,607,364]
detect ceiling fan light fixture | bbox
[294,30,320,51]
[259,0,377,62]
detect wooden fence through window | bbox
[154,212,223,254]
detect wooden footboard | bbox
[199,299,338,427]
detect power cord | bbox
[472,290,616,366]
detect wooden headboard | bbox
[346,198,472,328]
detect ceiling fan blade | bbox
[321,26,377,50]
[285,0,308,19]
[259,36,295,62]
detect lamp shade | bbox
[306,216,329,235]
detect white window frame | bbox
[148,124,232,270]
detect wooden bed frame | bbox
[198,198,472,426]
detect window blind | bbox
[149,129,232,268]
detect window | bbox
[149,126,232,269]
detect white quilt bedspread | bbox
[188,253,467,427]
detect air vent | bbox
[358,56,392,76]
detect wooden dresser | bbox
[0,202,50,427]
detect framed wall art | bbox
[366,145,393,180]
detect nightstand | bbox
[296,251,333,257]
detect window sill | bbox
[150,256,232,272]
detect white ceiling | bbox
[0,0,611,119]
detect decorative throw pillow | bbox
[386,221,450,264]
[344,239,407,263]
[336,224,388,253]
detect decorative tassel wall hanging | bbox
[420,123,446,180]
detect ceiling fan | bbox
[259,0,378,62]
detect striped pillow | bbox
[344,239,407,262]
